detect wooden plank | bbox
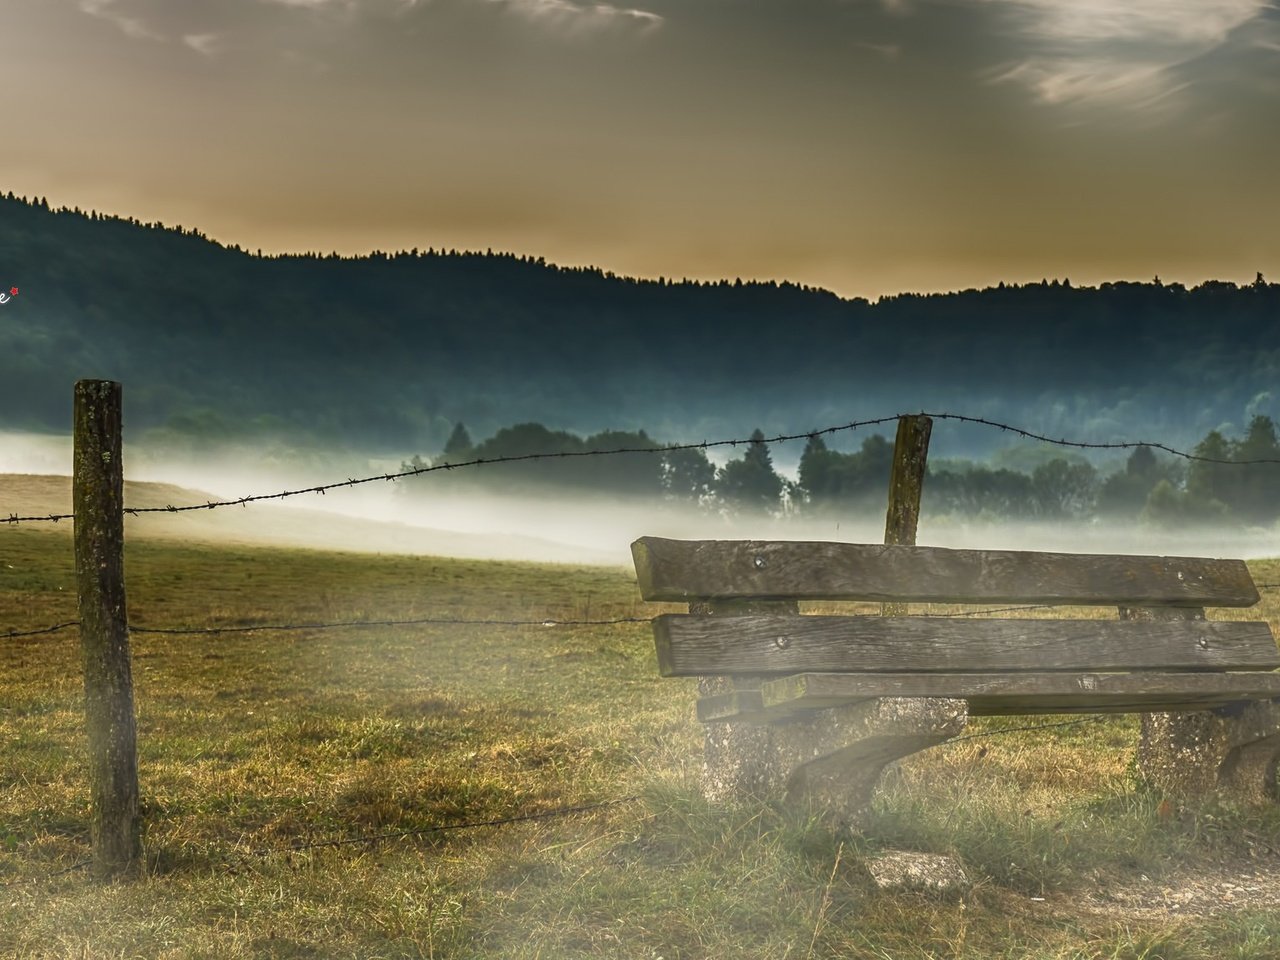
[631,537,1261,606]
[653,614,1279,676]
[696,689,766,722]
[759,671,1280,717]
[882,415,931,617]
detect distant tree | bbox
[1031,458,1098,518]
[797,433,893,511]
[924,465,1037,519]
[1138,418,1279,526]
[1229,415,1280,524]
[1141,479,1186,526]
[580,429,664,497]
[662,446,716,503]
[1096,446,1178,517]
[798,435,835,502]
[1184,429,1233,518]
[716,429,783,513]
[1141,478,1229,527]
[442,422,473,458]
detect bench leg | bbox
[778,698,968,827]
[699,677,780,801]
[1136,701,1280,806]
[699,681,968,827]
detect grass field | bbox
[3,524,1280,959]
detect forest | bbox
[2,192,1277,470]
[400,416,1280,528]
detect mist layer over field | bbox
[2,431,1276,565]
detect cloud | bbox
[182,32,222,56]
[487,0,663,36]
[982,0,1273,106]
[78,0,163,40]
[992,0,1266,46]
[854,40,902,60]
[989,58,1181,108]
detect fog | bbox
[2,430,1275,566]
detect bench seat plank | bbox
[697,672,1280,722]
[760,671,1280,718]
[633,537,1260,606]
[655,614,1279,676]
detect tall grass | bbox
[2,526,1279,959]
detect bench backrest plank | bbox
[632,537,1260,607]
[654,614,1279,676]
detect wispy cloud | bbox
[992,0,1266,46]
[854,40,902,60]
[256,0,345,7]
[982,0,1272,106]
[182,32,222,57]
[990,58,1184,108]
[487,0,663,37]
[78,0,163,41]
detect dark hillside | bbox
[1,193,1276,453]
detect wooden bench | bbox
[632,536,1280,821]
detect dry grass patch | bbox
[2,527,1280,958]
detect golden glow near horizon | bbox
[3,0,1278,299]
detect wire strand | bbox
[941,717,1107,745]
[2,621,81,639]
[129,615,652,635]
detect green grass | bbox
[3,526,1280,959]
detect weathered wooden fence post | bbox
[74,379,140,877]
[882,414,932,615]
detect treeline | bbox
[4,190,1280,455]
[403,416,1280,527]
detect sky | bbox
[4,0,1280,299]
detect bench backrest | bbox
[632,537,1260,607]
[631,537,1277,679]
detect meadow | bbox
[3,523,1280,959]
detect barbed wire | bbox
[2,621,80,639]
[941,716,1107,745]
[3,616,653,638]
[6,587,1279,641]
[6,411,1280,524]
[932,604,1064,618]
[129,615,651,635]
[922,412,1280,463]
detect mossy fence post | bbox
[881,414,932,615]
[73,379,140,877]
